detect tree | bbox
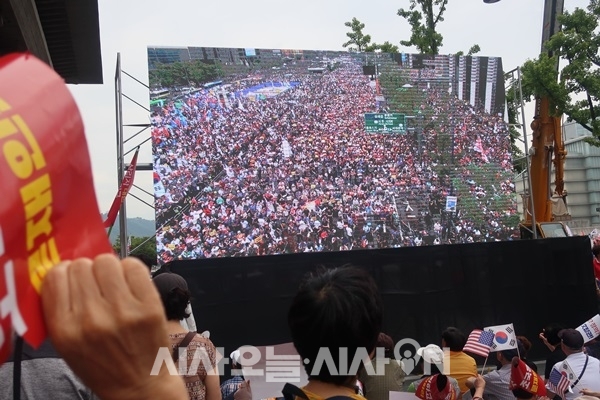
[520,1,600,145]
[113,236,157,267]
[363,41,400,54]
[505,84,526,172]
[397,0,479,55]
[343,18,374,52]
[398,0,447,54]
[364,43,380,53]
[456,44,481,57]
[377,41,400,54]
[148,61,221,88]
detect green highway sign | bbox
[364,113,406,133]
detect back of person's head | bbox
[559,328,584,352]
[415,374,457,400]
[152,272,191,321]
[230,348,248,369]
[288,265,383,386]
[500,339,525,363]
[592,244,600,257]
[543,323,565,346]
[417,344,444,375]
[509,356,546,399]
[377,333,395,359]
[511,388,534,399]
[434,374,449,393]
[151,262,173,278]
[441,327,466,352]
[516,336,532,356]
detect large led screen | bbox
[149,47,518,263]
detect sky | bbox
[67,0,590,221]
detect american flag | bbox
[548,368,570,396]
[463,329,495,357]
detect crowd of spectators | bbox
[151,57,518,263]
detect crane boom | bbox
[521,0,571,237]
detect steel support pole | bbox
[518,67,537,239]
[115,53,128,257]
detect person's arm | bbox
[204,341,223,400]
[41,255,189,400]
[539,332,556,352]
[465,377,476,390]
[233,381,252,400]
[580,389,600,398]
[205,373,223,400]
[471,375,485,399]
[545,387,558,399]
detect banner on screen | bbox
[148,47,517,263]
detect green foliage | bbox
[520,55,566,110]
[344,3,478,56]
[343,18,400,54]
[451,164,516,228]
[503,214,521,228]
[364,42,401,53]
[113,236,157,267]
[343,18,373,52]
[467,44,481,56]
[398,0,446,54]
[504,84,526,172]
[378,41,400,54]
[377,71,428,114]
[364,43,380,53]
[520,0,600,144]
[398,0,479,56]
[149,60,222,88]
[436,131,452,165]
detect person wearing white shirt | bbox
[546,329,600,400]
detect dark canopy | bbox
[0,0,102,84]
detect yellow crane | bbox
[485,0,571,239]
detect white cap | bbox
[230,349,241,365]
[416,344,444,364]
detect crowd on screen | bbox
[151,59,517,263]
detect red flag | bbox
[103,148,139,228]
[0,53,112,363]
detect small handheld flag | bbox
[463,329,495,357]
[548,367,571,397]
[484,323,518,352]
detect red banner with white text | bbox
[0,53,113,363]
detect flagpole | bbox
[515,325,521,359]
[481,356,489,374]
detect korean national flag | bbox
[484,323,518,352]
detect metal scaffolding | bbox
[114,53,153,258]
